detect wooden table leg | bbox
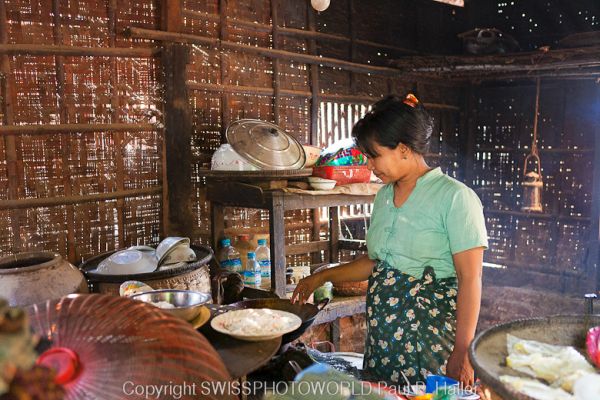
[329,206,340,264]
[270,194,286,298]
[211,202,225,252]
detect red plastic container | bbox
[312,165,371,185]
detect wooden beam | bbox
[0,123,158,136]
[0,44,159,57]
[188,81,311,97]
[126,27,402,76]
[181,9,420,55]
[392,47,600,80]
[0,187,162,210]
[285,240,329,255]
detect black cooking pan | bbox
[228,297,329,344]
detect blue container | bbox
[425,375,459,394]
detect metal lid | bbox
[226,119,306,170]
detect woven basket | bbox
[313,264,368,297]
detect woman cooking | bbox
[292,93,488,388]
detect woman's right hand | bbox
[291,273,325,305]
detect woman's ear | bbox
[395,143,410,159]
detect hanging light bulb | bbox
[522,78,544,213]
[311,0,331,12]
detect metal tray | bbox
[470,314,600,400]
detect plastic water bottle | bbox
[243,252,262,287]
[218,238,242,272]
[255,239,271,289]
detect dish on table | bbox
[130,289,211,321]
[210,308,302,341]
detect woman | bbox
[292,93,488,388]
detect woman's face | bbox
[365,141,409,184]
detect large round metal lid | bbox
[226,119,306,170]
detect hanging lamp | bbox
[521,78,544,213]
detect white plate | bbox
[210,308,302,341]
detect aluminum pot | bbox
[79,244,213,297]
[0,252,89,306]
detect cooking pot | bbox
[0,252,88,306]
[79,244,213,296]
[227,297,329,344]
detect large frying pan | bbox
[228,298,329,344]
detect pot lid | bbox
[226,119,306,170]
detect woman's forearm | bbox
[453,275,482,353]
[317,255,376,285]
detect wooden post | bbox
[348,0,356,94]
[462,85,476,186]
[52,0,77,260]
[270,193,287,298]
[219,0,230,143]
[307,5,322,265]
[162,1,195,238]
[108,0,126,249]
[0,1,21,254]
[211,202,225,252]
[590,89,600,292]
[307,5,320,146]
[271,0,281,125]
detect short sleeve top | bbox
[366,167,488,279]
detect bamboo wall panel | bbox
[0,0,163,261]
[472,80,597,291]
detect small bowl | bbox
[131,289,211,321]
[160,246,197,266]
[303,145,322,168]
[155,237,190,265]
[307,177,336,190]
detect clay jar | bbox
[0,252,89,306]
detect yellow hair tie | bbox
[403,93,419,108]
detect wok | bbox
[470,314,600,400]
[228,297,329,344]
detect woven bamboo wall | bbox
[473,80,599,294]
[182,0,467,267]
[0,0,467,266]
[0,0,163,264]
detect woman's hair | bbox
[352,94,434,157]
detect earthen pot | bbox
[0,252,89,306]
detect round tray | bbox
[470,314,600,400]
[202,169,313,181]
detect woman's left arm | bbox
[445,247,484,387]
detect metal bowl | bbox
[130,289,211,321]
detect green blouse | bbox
[366,167,488,279]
